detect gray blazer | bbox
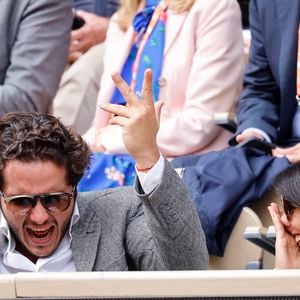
[72,160,208,271]
[0,0,73,114]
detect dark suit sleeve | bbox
[75,0,120,17]
[125,159,208,270]
[0,0,72,114]
[95,0,120,17]
[74,0,95,13]
[235,0,280,141]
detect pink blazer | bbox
[85,0,244,158]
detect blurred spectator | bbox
[0,0,72,114]
[70,0,119,63]
[52,0,119,134]
[171,0,297,257]
[79,0,244,191]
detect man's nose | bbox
[29,200,49,224]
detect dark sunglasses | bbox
[0,189,74,216]
[281,196,300,219]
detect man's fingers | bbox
[273,143,300,155]
[111,72,138,106]
[100,103,130,118]
[236,131,264,144]
[272,147,288,157]
[141,69,154,106]
[236,133,254,144]
[272,143,300,163]
[285,154,300,164]
[71,27,85,40]
[68,51,82,63]
[74,10,89,20]
[108,115,128,127]
[74,36,91,53]
[69,41,80,52]
[280,144,300,154]
[235,134,244,144]
[272,148,285,158]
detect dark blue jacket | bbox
[74,0,119,17]
[236,0,300,144]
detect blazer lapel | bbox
[71,208,101,271]
[114,27,135,73]
[276,0,300,139]
[164,11,188,56]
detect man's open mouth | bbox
[27,226,54,239]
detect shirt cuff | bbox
[136,154,164,194]
[243,128,271,143]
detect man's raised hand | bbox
[100,69,163,170]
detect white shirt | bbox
[0,156,164,272]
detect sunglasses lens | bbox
[8,197,33,215]
[43,193,72,212]
[4,192,73,215]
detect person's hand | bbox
[272,143,300,163]
[235,129,264,144]
[69,10,109,63]
[100,69,163,170]
[268,202,300,269]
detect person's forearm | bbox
[236,0,279,140]
[0,86,45,114]
[1,0,72,114]
[135,159,209,270]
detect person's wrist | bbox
[136,165,155,173]
[135,150,160,172]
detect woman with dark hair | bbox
[269,164,300,269]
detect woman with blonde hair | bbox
[79,0,244,190]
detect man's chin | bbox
[24,246,57,263]
[17,239,58,263]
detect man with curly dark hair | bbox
[0,70,208,272]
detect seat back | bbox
[250,190,281,269]
[251,189,280,227]
[209,207,263,270]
